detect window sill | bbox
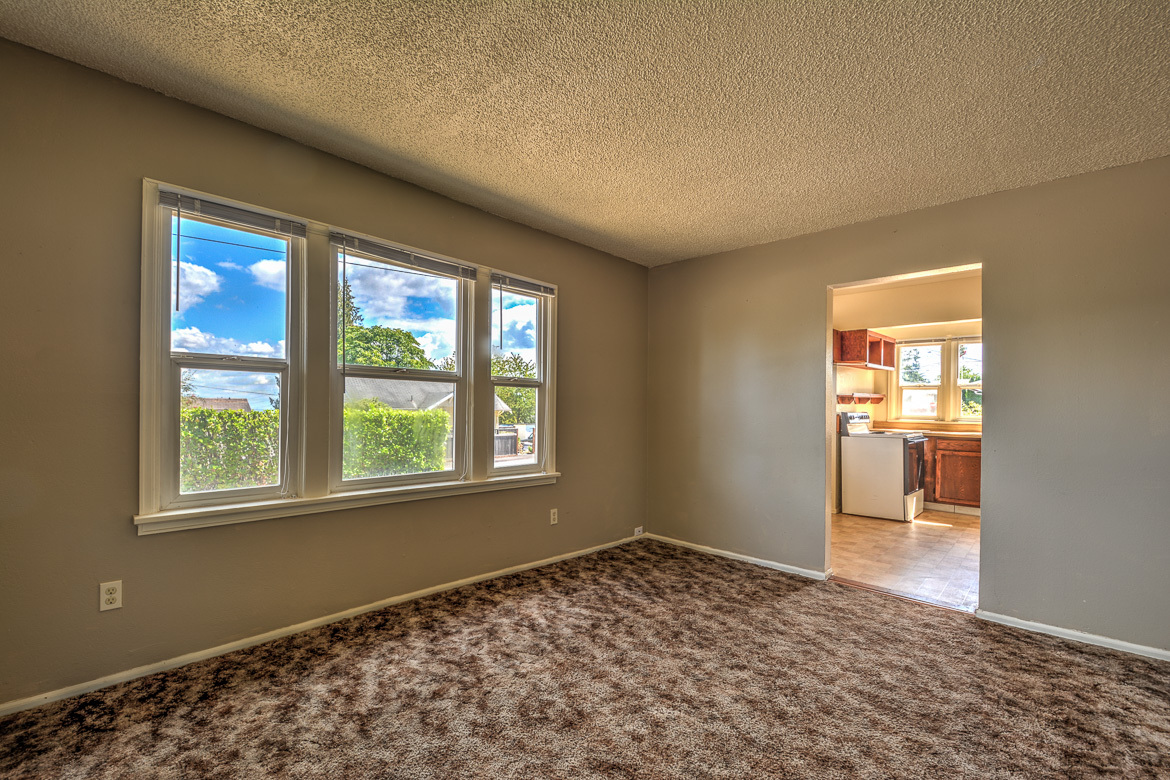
[879,420,982,433]
[134,472,560,535]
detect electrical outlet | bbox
[550,508,558,525]
[634,526,644,536]
[100,580,122,611]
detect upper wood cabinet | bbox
[833,329,896,371]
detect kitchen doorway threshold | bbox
[828,574,974,613]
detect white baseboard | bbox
[645,534,828,581]
[0,536,638,718]
[924,501,981,516]
[976,610,1170,662]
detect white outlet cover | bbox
[550,508,558,525]
[634,526,644,536]
[100,580,122,611]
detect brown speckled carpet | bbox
[2,540,1169,778]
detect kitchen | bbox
[828,266,982,611]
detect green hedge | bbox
[179,403,450,493]
[342,401,450,479]
[180,408,280,493]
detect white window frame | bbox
[894,341,944,420]
[956,338,983,420]
[488,278,557,477]
[329,238,472,491]
[891,337,982,422]
[137,181,558,535]
[139,181,305,515]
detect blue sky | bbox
[170,216,287,355]
[171,216,287,410]
[492,290,538,370]
[341,254,458,364]
[171,217,539,406]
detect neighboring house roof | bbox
[344,377,510,412]
[185,397,252,411]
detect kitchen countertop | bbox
[874,428,982,439]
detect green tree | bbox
[180,369,196,408]
[338,277,363,328]
[436,353,456,372]
[335,281,433,368]
[959,345,982,415]
[958,346,981,383]
[491,352,537,425]
[901,348,927,384]
[340,325,435,369]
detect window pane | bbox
[959,343,983,384]
[899,345,942,385]
[961,388,983,418]
[494,386,537,468]
[492,290,539,376]
[342,377,454,479]
[179,369,281,493]
[901,388,938,418]
[171,215,287,359]
[339,254,457,370]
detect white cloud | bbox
[416,331,455,363]
[217,261,244,271]
[250,259,287,291]
[170,262,221,312]
[488,299,539,368]
[172,326,282,358]
[345,263,456,321]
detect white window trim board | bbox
[139,179,559,534]
[134,470,561,535]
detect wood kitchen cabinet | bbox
[924,436,981,507]
[833,329,896,371]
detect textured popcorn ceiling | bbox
[2,1,1169,266]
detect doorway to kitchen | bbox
[826,265,983,612]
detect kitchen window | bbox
[138,182,557,534]
[957,342,983,419]
[892,339,982,422]
[896,343,943,418]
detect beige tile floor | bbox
[830,509,980,612]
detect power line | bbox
[187,383,277,397]
[174,231,287,255]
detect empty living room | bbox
[1,2,1168,777]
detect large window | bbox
[139,183,557,533]
[332,234,471,486]
[893,339,982,422]
[490,275,555,473]
[141,191,305,512]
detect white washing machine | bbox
[840,412,927,522]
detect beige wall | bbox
[0,41,647,704]
[833,272,982,331]
[649,154,1170,650]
